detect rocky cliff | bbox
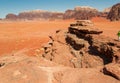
[6,4,120,21]
[63,6,99,20]
[5,6,103,20]
[42,20,120,68]
[6,10,64,20]
[107,3,120,21]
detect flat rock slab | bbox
[0,55,119,83]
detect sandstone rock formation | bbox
[103,7,111,13]
[6,13,18,20]
[107,3,120,21]
[63,6,99,20]
[5,6,105,21]
[42,20,120,69]
[6,10,63,20]
[5,5,118,21]
[0,54,119,83]
[103,63,120,80]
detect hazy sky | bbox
[0,0,120,18]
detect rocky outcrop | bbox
[42,20,120,68]
[99,7,112,18]
[0,54,119,83]
[5,6,104,20]
[6,13,18,20]
[63,9,75,19]
[63,6,99,20]
[18,10,63,20]
[103,7,111,13]
[102,63,120,80]
[42,30,74,67]
[107,3,120,21]
[6,10,63,20]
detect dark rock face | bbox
[42,20,120,68]
[107,3,120,21]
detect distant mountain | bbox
[5,6,109,21]
[107,3,120,21]
[6,13,18,20]
[63,6,99,20]
[6,10,64,20]
[18,10,63,20]
[103,7,111,13]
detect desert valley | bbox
[0,2,120,83]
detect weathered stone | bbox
[103,63,120,80]
[63,6,99,20]
[42,20,120,69]
[107,3,120,21]
[66,33,87,50]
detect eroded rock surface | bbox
[107,3,120,21]
[0,54,119,83]
[102,63,120,80]
[0,20,120,83]
[42,20,120,69]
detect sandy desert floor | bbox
[0,17,119,56]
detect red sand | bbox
[0,18,120,56]
[0,21,71,56]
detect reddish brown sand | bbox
[0,18,119,56]
[92,17,120,39]
[0,21,71,56]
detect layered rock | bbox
[102,63,120,80]
[42,20,120,68]
[5,6,103,20]
[6,10,63,20]
[63,9,75,19]
[107,3,120,21]
[63,6,99,20]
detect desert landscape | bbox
[0,17,119,56]
[0,1,120,83]
[0,20,71,56]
